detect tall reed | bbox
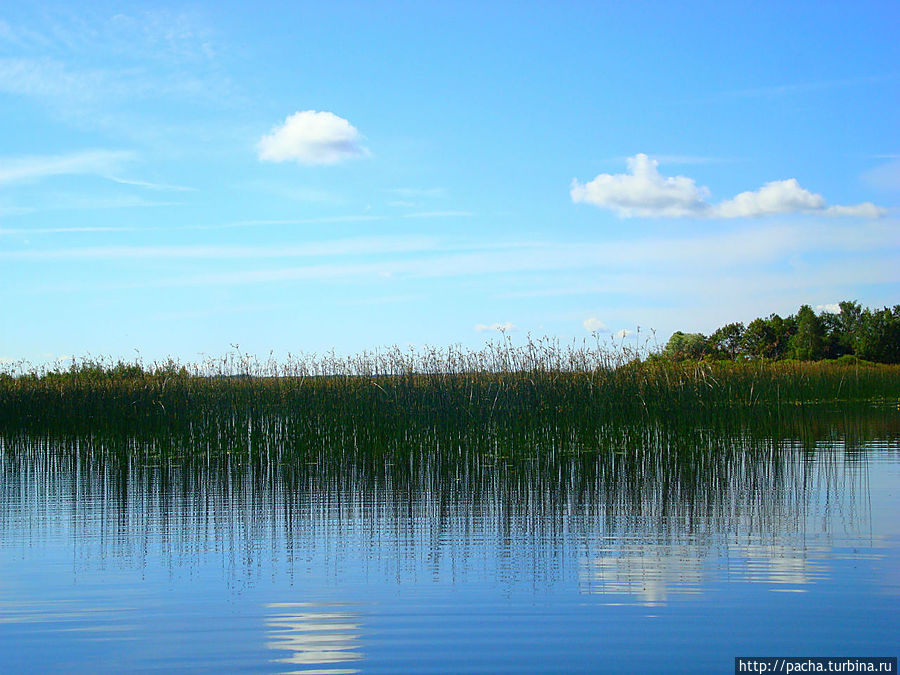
[1,339,897,450]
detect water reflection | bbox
[578,546,706,605]
[574,432,891,604]
[0,415,896,604]
[265,602,363,675]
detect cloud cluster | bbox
[257,111,369,165]
[583,317,608,332]
[475,322,516,333]
[571,154,884,219]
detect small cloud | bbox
[713,179,884,219]
[583,317,608,332]
[257,110,369,166]
[615,329,633,339]
[475,321,517,333]
[816,303,841,313]
[713,178,824,218]
[824,203,885,218]
[571,154,709,218]
[572,154,885,219]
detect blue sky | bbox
[2,1,898,367]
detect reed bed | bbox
[1,339,898,450]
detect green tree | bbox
[741,314,794,359]
[818,309,849,359]
[742,318,776,359]
[708,322,745,360]
[838,300,863,335]
[853,306,900,363]
[769,313,796,359]
[789,305,824,360]
[664,332,709,359]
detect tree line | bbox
[663,301,900,364]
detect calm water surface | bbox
[1,414,898,673]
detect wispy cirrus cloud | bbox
[0,194,182,217]
[0,214,386,235]
[0,150,193,205]
[0,149,134,184]
[714,74,894,100]
[10,210,896,321]
[682,75,896,106]
[12,219,897,277]
[0,12,230,142]
[104,175,195,191]
[0,56,226,116]
[0,235,441,261]
[401,210,473,219]
[386,187,447,198]
[571,154,885,219]
[862,159,900,193]
[0,10,218,63]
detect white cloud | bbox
[816,303,841,313]
[475,322,516,333]
[257,111,369,165]
[0,149,133,184]
[572,154,885,219]
[615,329,633,339]
[583,317,608,332]
[823,203,886,218]
[571,154,709,217]
[712,179,824,217]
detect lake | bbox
[1,410,898,673]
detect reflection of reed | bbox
[0,413,893,597]
[576,433,880,604]
[265,602,363,675]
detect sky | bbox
[1,1,898,367]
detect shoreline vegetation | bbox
[664,300,900,363]
[2,331,898,447]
